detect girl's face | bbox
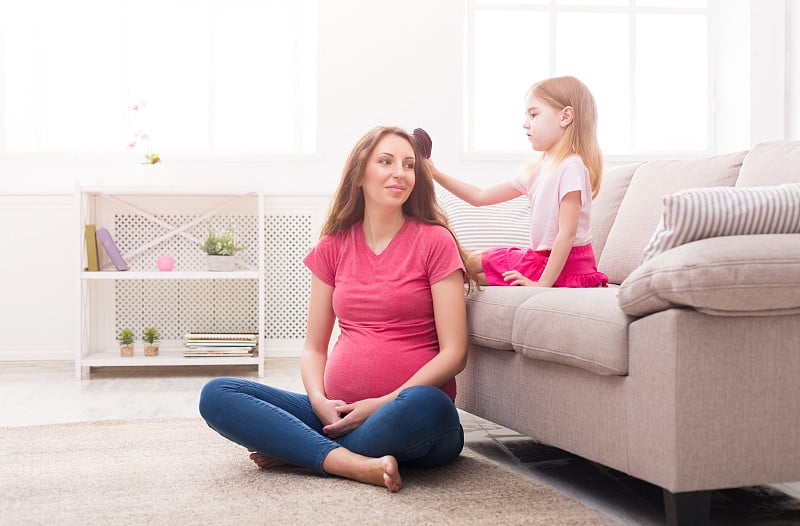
[522,91,570,153]
[360,133,416,210]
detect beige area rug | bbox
[0,418,614,525]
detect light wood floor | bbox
[0,360,302,426]
[2,360,798,526]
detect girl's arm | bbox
[535,190,581,287]
[300,275,343,426]
[427,161,522,206]
[321,270,467,438]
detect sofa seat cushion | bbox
[466,286,553,350]
[619,234,800,317]
[511,287,633,376]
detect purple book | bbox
[95,227,129,271]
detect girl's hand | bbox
[424,158,441,181]
[322,398,384,439]
[502,270,540,287]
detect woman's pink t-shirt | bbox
[303,218,465,403]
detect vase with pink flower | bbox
[128,99,161,165]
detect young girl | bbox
[429,75,608,288]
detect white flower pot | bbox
[206,255,236,272]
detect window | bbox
[466,0,711,158]
[0,0,316,156]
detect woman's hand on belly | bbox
[311,397,347,429]
[323,397,385,439]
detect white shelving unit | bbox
[77,185,265,380]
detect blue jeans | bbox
[199,377,464,474]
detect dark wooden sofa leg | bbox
[663,489,711,526]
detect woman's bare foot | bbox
[248,449,290,469]
[375,455,402,492]
[322,448,403,492]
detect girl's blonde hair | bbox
[529,76,603,199]
[321,125,479,289]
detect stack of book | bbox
[183,333,258,357]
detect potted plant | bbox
[199,226,247,271]
[142,327,160,357]
[118,328,135,357]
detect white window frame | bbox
[464,0,717,161]
[0,0,317,160]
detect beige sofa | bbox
[441,141,800,526]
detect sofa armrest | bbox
[618,234,800,317]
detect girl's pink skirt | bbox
[482,243,608,288]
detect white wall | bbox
[789,0,800,138]
[0,195,79,360]
[749,0,787,145]
[0,0,798,361]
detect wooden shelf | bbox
[80,346,260,368]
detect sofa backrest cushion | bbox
[438,162,637,262]
[597,151,746,284]
[437,188,530,252]
[590,163,640,261]
[736,140,800,187]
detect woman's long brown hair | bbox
[320,126,479,290]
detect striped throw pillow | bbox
[642,183,800,262]
[437,189,531,252]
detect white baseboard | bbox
[0,350,74,361]
[262,340,303,358]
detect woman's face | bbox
[360,133,416,210]
[522,91,568,153]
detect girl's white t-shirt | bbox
[511,154,593,251]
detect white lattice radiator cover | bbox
[111,210,314,349]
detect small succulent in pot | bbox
[199,226,247,256]
[118,328,135,357]
[142,327,160,357]
[200,226,247,271]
